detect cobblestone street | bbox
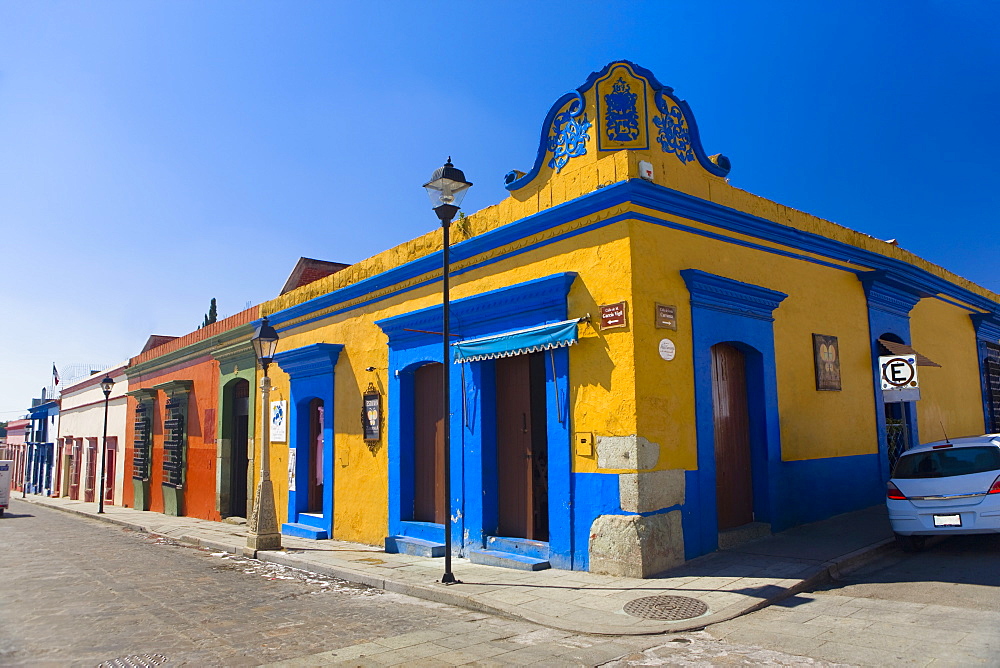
[1,499,831,667]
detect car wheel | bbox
[895,533,926,552]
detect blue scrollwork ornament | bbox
[604,77,640,142]
[547,92,591,173]
[652,92,695,164]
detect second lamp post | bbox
[422,158,472,584]
[98,374,114,514]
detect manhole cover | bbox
[98,653,169,668]
[623,595,709,620]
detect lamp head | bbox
[100,375,115,398]
[423,158,472,210]
[251,316,280,373]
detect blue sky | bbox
[2,1,998,416]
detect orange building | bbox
[123,307,259,520]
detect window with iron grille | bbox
[985,342,1000,433]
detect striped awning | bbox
[878,338,941,367]
[452,318,582,363]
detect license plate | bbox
[933,514,962,527]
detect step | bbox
[384,535,445,558]
[281,522,328,540]
[718,522,772,550]
[484,536,549,560]
[468,548,550,571]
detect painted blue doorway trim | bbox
[859,271,922,482]
[681,269,786,560]
[971,313,1000,432]
[272,343,343,539]
[376,272,577,563]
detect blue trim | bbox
[859,275,920,482]
[377,274,577,567]
[266,178,1000,342]
[272,343,343,538]
[682,270,786,559]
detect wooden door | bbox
[712,343,754,530]
[84,440,98,502]
[103,437,117,504]
[413,363,445,523]
[307,399,324,513]
[496,353,549,540]
[69,440,81,499]
[230,380,250,517]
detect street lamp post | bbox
[423,158,472,585]
[98,374,115,514]
[247,316,282,553]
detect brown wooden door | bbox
[69,440,81,499]
[103,437,117,504]
[84,440,98,502]
[712,343,754,530]
[413,363,445,524]
[496,353,549,540]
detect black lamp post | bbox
[247,316,282,553]
[98,374,114,514]
[423,158,472,585]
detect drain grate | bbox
[623,595,709,620]
[99,653,169,668]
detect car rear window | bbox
[893,446,1000,479]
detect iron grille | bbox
[985,343,1000,433]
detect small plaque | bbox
[658,339,676,361]
[270,400,287,442]
[655,303,677,330]
[287,449,296,491]
[362,385,382,442]
[600,301,628,330]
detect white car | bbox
[887,434,1000,551]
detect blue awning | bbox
[452,318,582,363]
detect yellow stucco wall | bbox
[250,61,999,547]
[910,297,986,440]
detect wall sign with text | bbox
[270,400,287,442]
[600,301,628,330]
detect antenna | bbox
[940,421,950,443]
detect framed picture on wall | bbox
[813,334,842,391]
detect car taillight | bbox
[886,481,907,500]
[988,476,1000,495]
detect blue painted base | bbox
[281,522,329,540]
[468,549,551,571]
[484,536,550,561]
[385,535,445,558]
[396,520,445,543]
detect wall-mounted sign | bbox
[880,356,918,390]
[287,448,296,491]
[600,301,628,330]
[813,334,842,391]
[270,400,287,442]
[362,384,381,442]
[658,338,676,361]
[655,303,677,330]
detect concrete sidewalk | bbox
[16,495,896,636]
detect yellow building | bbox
[254,61,1000,577]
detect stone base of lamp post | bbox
[246,478,281,552]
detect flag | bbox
[52,364,60,386]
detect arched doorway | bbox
[229,379,250,517]
[711,343,754,531]
[307,398,324,514]
[412,363,444,524]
